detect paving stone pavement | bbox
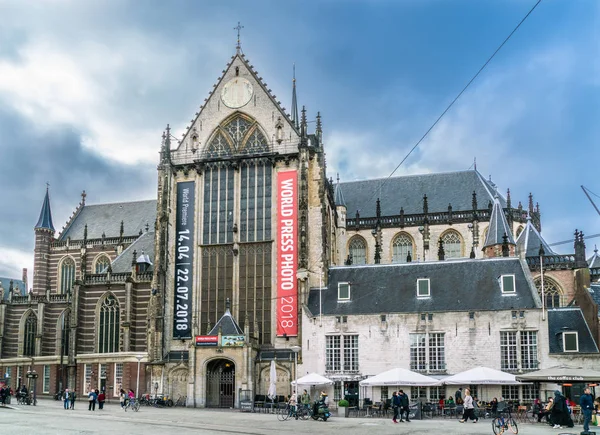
[0,399,581,435]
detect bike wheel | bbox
[507,417,518,434]
[134,401,140,412]
[167,399,174,407]
[299,407,309,420]
[492,418,502,435]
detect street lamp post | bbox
[290,346,301,399]
[135,356,144,398]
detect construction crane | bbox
[547,186,600,247]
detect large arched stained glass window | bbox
[23,313,37,357]
[205,114,270,158]
[392,233,413,263]
[98,294,120,353]
[441,231,462,259]
[349,236,367,265]
[94,255,110,274]
[60,257,76,295]
[534,277,563,308]
[60,310,70,356]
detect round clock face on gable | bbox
[220,77,254,109]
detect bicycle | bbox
[124,398,140,412]
[492,408,518,434]
[175,396,187,407]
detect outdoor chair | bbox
[254,395,265,411]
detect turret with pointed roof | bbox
[515,214,554,258]
[208,299,244,336]
[483,194,515,258]
[291,64,299,129]
[33,187,55,294]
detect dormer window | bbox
[417,278,430,298]
[338,282,350,301]
[563,331,579,352]
[501,275,515,294]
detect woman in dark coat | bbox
[550,391,573,428]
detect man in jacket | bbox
[399,390,410,422]
[63,388,70,410]
[580,387,594,433]
[392,391,401,423]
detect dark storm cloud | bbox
[0,107,156,275]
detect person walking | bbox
[459,388,478,423]
[550,390,573,429]
[392,391,401,423]
[580,387,594,433]
[63,388,70,410]
[120,389,127,410]
[70,390,76,410]
[88,389,97,411]
[399,390,410,422]
[301,389,310,410]
[97,390,105,410]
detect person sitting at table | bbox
[446,396,455,406]
[490,397,498,416]
[438,396,445,410]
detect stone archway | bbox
[206,358,235,408]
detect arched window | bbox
[534,276,563,308]
[98,294,120,353]
[94,255,110,274]
[515,226,524,239]
[205,114,270,157]
[59,257,76,294]
[59,310,70,356]
[206,131,232,158]
[392,233,413,263]
[23,313,37,356]
[441,231,462,259]
[239,127,269,154]
[349,236,367,265]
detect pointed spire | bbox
[483,194,515,249]
[119,220,124,239]
[528,193,534,215]
[35,185,55,232]
[81,190,87,206]
[472,190,478,211]
[83,224,88,241]
[506,189,512,209]
[334,173,346,207]
[316,111,322,144]
[423,194,428,215]
[234,21,244,54]
[376,197,381,220]
[515,212,554,257]
[300,105,307,140]
[291,64,299,129]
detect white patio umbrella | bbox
[359,368,440,386]
[267,360,277,400]
[442,366,520,385]
[290,373,333,386]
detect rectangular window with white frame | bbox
[326,335,341,371]
[343,335,359,371]
[17,367,22,388]
[502,385,519,401]
[410,332,445,372]
[428,333,446,371]
[410,333,426,371]
[43,365,50,393]
[521,384,537,402]
[381,386,389,401]
[563,332,579,352]
[429,386,443,401]
[114,363,123,397]
[6,367,11,382]
[84,364,92,393]
[417,278,430,297]
[500,331,518,371]
[520,331,538,369]
[338,282,350,300]
[411,386,426,401]
[501,275,516,294]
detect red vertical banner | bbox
[277,170,298,336]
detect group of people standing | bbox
[0,385,13,406]
[62,388,77,409]
[391,390,411,423]
[87,389,106,411]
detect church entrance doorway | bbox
[206,359,235,408]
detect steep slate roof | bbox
[307,257,539,316]
[334,180,346,207]
[515,215,554,258]
[483,195,515,248]
[0,278,27,300]
[340,170,503,217]
[110,231,155,273]
[589,284,600,316]
[547,308,599,354]
[208,308,243,336]
[35,188,55,231]
[59,200,157,241]
[588,246,600,269]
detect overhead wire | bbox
[364,0,543,205]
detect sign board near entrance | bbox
[173,181,195,339]
[222,335,245,347]
[195,336,218,346]
[276,170,298,337]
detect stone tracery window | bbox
[441,231,462,259]
[23,312,37,356]
[392,233,413,263]
[59,257,76,295]
[98,294,120,353]
[348,236,367,265]
[534,276,562,308]
[94,255,110,274]
[205,114,270,157]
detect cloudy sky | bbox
[1,0,599,281]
